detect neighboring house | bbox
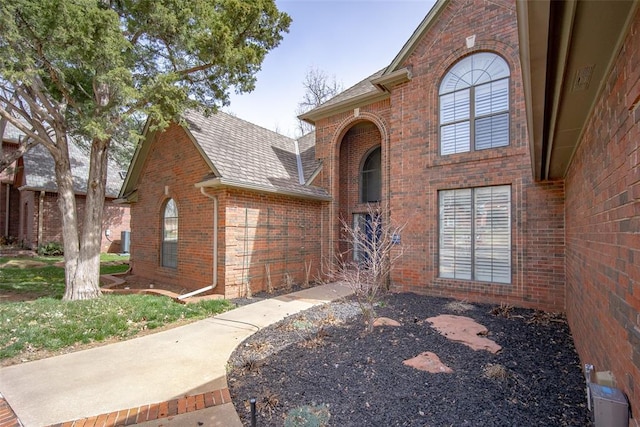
[0,124,21,240]
[1,125,130,253]
[121,0,639,413]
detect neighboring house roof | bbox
[1,121,25,143]
[120,110,330,202]
[20,140,125,198]
[299,0,448,124]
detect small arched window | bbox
[360,146,381,203]
[162,198,178,268]
[439,52,510,155]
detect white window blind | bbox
[439,186,511,283]
[439,189,472,279]
[439,53,510,155]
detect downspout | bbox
[179,187,219,299]
[37,191,44,248]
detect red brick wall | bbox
[222,190,324,298]
[564,6,640,412]
[129,122,216,292]
[0,142,20,240]
[0,184,20,240]
[21,191,130,253]
[18,191,34,248]
[130,123,325,297]
[313,0,566,311]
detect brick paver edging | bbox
[0,395,21,427]
[45,388,232,427]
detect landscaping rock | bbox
[403,351,453,373]
[426,314,502,353]
[373,317,401,327]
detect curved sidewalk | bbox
[0,282,353,427]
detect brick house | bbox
[121,0,639,413]
[1,125,130,253]
[118,112,330,297]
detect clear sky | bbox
[225,0,436,137]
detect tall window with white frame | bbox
[162,198,178,268]
[439,186,511,284]
[439,52,510,155]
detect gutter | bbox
[195,177,332,202]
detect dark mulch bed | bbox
[228,293,591,427]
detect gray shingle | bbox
[308,69,384,113]
[22,140,125,198]
[184,110,329,199]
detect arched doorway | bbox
[336,121,383,259]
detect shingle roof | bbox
[2,121,24,142]
[311,69,385,112]
[297,131,319,183]
[21,140,125,198]
[183,110,329,200]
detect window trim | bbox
[439,53,511,155]
[161,198,178,269]
[438,185,511,284]
[360,146,382,203]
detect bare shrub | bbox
[328,204,406,333]
[238,355,262,375]
[245,340,272,356]
[526,310,566,326]
[445,300,475,313]
[490,303,514,318]
[282,272,294,291]
[483,363,510,381]
[265,263,273,293]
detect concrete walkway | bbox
[0,282,353,427]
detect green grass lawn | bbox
[0,254,233,364]
[0,253,130,299]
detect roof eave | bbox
[118,116,220,199]
[305,162,323,186]
[195,177,332,202]
[370,68,412,91]
[517,0,639,181]
[298,91,390,125]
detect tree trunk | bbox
[55,134,108,300]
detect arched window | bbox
[439,52,510,155]
[360,146,381,203]
[162,198,178,268]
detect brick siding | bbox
[222,190,323,298]
[130,122,217,292]
[564,5,640,413]
[313,0,566,311]
[130,123,325,297]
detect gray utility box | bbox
[589,383,629,427]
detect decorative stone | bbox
[403,352,453,373]
[373,317,402,327]
[426,314,502,353]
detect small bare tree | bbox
[295,66,343,136]
[330,204,405,333]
